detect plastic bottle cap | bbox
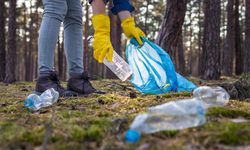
[125,129,141,143]
[24,98,34,108]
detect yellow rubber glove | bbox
[121,17,146,45]
[92,14,114,63]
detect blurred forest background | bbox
[0,0,249,83]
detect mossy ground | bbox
[0,77,249,150]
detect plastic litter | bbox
[88,36,132,81]
[103,51,133,81]
[24,88,59,111]
[126,37,197,94]
[125,86,230,143]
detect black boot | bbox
[35,71,78,97]
[67,72,106,95]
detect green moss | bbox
[161,91,191,99]
[218,123,250,145]
[161,93,172,99]
[50,142,83,150]
[207,107,250,118]
[161,130,179,137]
[0,122,44,145]
[89,117,110,127]
[1,80,250,149]
[70,125,86,141]
[97,111,112,117]
[0,104,20,113]
[19,126,44,145]
[58,110,87,119]
[84,125,104,142]
[0,122,25,142]
[203,122,250,145]
[50,134,64,143]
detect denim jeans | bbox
[38,0,84,77]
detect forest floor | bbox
[0,75,250,150]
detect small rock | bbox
[155,96,161,101]
[71,105,77,110]
[97,98,105,105]
[129,92,137,99]
[20,88,29,92]
[0,103,7,107]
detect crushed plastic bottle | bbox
[24,88,59,111]
[88,36,132,81]
[125,86,230,143]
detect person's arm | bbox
[118,10,145,45]
[91,0,114,63]
[118,10,131,20]
[91,0,105,14]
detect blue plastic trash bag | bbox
[176,73,197,92]
[126,37,197,94]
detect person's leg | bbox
[64,0,105,95]
[38,0,68,74]
[36,0,77,97]
[63,0,84,78]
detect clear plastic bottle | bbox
[103,51,133,81]
[88,36,132,81]
[193,86,230,107]
[24,88,59,111]
[125,86,230,143]
[125,99,206,143]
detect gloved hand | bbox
[121,17,145,45]
[92,14,114,63]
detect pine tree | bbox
[4,0,17,83]
[201,0,221,79]
[156,0,187,74]
[244,0,250,72]
[223,0,235,76]
[0,0,6,81]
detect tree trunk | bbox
[22,3,29,81]
[175,33,186,74]
[0,0,5,81]
[235,0,243,75]
[28,7,34,81]
[84,1,89,72]
[223,0,235,76]
[62,40,67,80]
[58,37,63,78]
[201,0,221,80]
[188,5,193,75]
[197,0,203,76]
[244,0,250,73]
[4,0,17,83]
[34,1,40,80]
[156,0,187,70]
[144,0,150,35]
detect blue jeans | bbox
[38,0,84,77]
